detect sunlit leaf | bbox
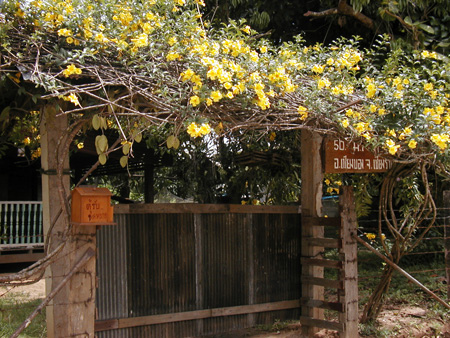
[122,142,131,155]
[120,155,128,168]
[98,153,107,165]
[92,114,100,130]
[95,135,108,154]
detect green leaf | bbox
[120,156,128,168]
[92,115,100,130]
[404,16,413,26]
[418,23,435,34]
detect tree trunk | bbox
[361,265,395,323]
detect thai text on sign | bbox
[324,138,392,173]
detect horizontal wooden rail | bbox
[300,298,343,312]
[114,203,301,214]
[302,216,340,227]
[300,316,343,332]
[95,299,300,332]
[302,276,343,289]
[305,237,341,248]
[300,258,342,269]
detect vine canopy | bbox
[0,0,450,172]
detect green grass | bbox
[0,296,46,338]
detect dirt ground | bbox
[2,280,449,338]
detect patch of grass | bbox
[256,319,296,332]
[0,295,46,338]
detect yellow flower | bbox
[187,122,199,137]
[66,93,81,106]
[312,64,325,74]
[385,139,400,155]
[317,77,331,89]
[365,233,376,241]
[341,119,349,128]
[206,98,213,106]
[260,46,267,53]
[168,37,177,46]
[211,91,223,102]
[189,95,200,107]
[77,142,84,149]
[241,25,251,34]
[180,68,195,81]
[62,64,82,77]
[298,106,308,120]
[366,83,376,98]
[269,132,276,141]
[57,28,72,37]
[431,133,450,150]
[424,82,434,91]
[131,33,148,48]
[408,139,417,149]
[23,137,31,145]
[199,123,211,136]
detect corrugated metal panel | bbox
[96,206,301,337]
[96,214,130,338]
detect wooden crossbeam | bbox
[302,276,343,289]
[305,237,341,248]
[300,298,344,312]
[302,216,341,227]
[300,258,342,269]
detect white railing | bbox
[0,202,43,245]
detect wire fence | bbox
[357,207,449,281]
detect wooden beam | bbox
[301,258,342,269]
[302,216,341,227]
[94,300,301,331]
[41,104,97,338]
[305,237,341,248]
[302,276,343,289]
[301,130,325,336]
[114,203,300,214]
[0,253,45,264]
[300,298,344,312]
[339,186,359,338]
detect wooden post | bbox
[339,186,359,338]
[301,130,324,336]
[41,104,96,338]
[444,191,450,301]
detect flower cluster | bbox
[187,122,211,138]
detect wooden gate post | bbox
[339,186,359,337]
[300,130,324,335]
[41,104,96,338]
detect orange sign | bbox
[324,138,392,173]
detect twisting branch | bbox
[304,0,375,30]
